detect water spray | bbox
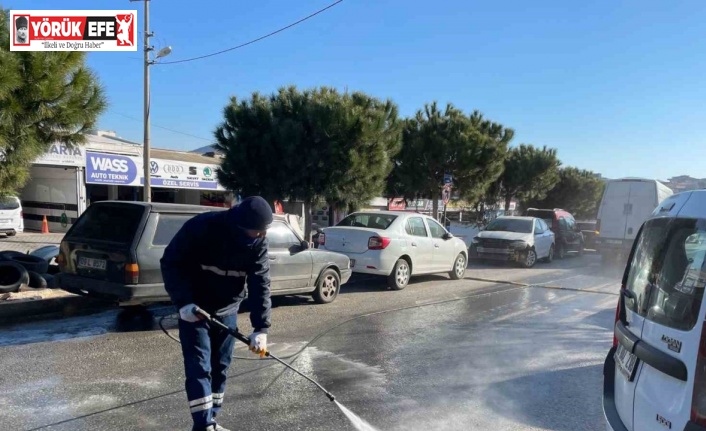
[193,307,336,402]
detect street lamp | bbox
[131,0,171,202]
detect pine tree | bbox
[0,9,107,195]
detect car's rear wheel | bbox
[313,268,340,304]
[522,248,537,268]
[388,258,410,290]
[449,253,466,280]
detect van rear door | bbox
[61,203,148,284]
[631,211,706,430]
[625,181,659,243]
[599,181,631,242]
[0,196,22,232]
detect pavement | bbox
[0,231,64,253]
[0,254,622,431]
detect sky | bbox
[9,0,706,180]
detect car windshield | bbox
[0,196,19,210]
[337,213,397,230]
[485,218,533,234]
[625,217,706,331]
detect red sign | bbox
[388,198,406,211]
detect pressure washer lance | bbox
[193,306,336,402]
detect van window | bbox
[67,204,145,245]
[152,214,194,246]
[625,218,706,331]
[0,196,20,210]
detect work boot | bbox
[214,425,231,431]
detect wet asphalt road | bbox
[0,253,624,431]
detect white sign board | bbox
[34,143,86,167]
[148,158,225,191]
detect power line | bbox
[108,112,214,142]
[157,0,344,65]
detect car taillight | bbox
[690,322,706,426]
[368,236,391,250]
[57,252,66,269]
[319,233,325,246]
[613,296,621,347]
[125,263,139,284]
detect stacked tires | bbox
[0,250,58,293]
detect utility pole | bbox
[142,0,152,202]
[130,0,170,202]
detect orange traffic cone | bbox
[41,215,49,234]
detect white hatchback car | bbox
[319,211,469,290]
[469,216,555,268]
[604,190,706,431]
[0,196,23,237]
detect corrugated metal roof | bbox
[151,148,221,165]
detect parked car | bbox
[595,178,673,262]
[55,201,352,307]
[319,211,468,290]
[603,189,706,431]
[576,220,598,250]
[469,216,555,268]
[0,195,23,237]
[525,208,584,258]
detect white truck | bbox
[595,178,673,261]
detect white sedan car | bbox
[469,216,555,268]
[319,211,469,290]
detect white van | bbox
[595,178,673,260]
[0,196,23,237]
[603,189,706,431]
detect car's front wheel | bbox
[388,258,410,290]
[313,268,340,304]
[522,248,537,268]
[449,253,466,280]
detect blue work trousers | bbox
[178,313,237,431]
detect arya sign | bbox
[85,151,141,186]
[35,143,86,166]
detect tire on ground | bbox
[312,268,340,304]
[449,253,467,280]
[0,261,30,293]
[0,250,26,262]
[388,258,411,290]
[9,254,49,274]
[28,271,48,289]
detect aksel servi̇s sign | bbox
[10,10,137,52]
[85,151,141,186]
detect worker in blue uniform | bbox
[161,196,274,431]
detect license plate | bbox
[606,239,623,245]
[78,257,107,270]
[350,259,356,268]
[0,219,10,224]
[477,247,510,254]
[615,343,639,381]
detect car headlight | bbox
[471,237,480,244]
[509,240,528,249]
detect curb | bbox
[0,294,113,326]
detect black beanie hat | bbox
[232,196,273,231]
[15,16,28,29]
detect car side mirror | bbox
[443,232,453,240]
[301,240,310,250]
